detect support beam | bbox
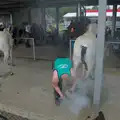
[28,8,31,24]
[76,4,78,20]
[82,5,86,17]
[56,7,59,35]
[10,14,12,24]
[93,0,107,112]
[76,2,81,20]
[112,4,117,38]
[43,8,46,31]
[41,7,46,31]
[78,3,81,18]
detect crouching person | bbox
[52,57,76,106]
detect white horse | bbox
[72,23,97,82]
[0,28,13,66]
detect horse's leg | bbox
[84,59,95,81]
[81,64,87,80]
[90,65,95,80]
[9,47,14,75]
[73,55,81,77]
[9,47,13,66]
[71,55,81,92]
[4,49,14,75]
[3,51,9,65]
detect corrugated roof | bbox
[0,0,119,10]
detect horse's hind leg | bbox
[3,51,9,65]
[4,50,14,75]
[9,47,14,66]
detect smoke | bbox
[63,79,94,115]
[69,94,90,115]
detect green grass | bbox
[59,23,67,32]
[46,23,67,32]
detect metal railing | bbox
[15,38,36,60]
[69,40,75,59]
[69,39,120,59]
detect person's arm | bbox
[52,71,64,99]
[52,82,64,99]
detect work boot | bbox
[86,111,105,120]
[94,111,105,120]
[55,99,60,106]
[55,97,63,106]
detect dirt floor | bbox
[0,45,120,120]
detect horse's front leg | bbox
[71,55,81,92]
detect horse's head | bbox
[87,23,98,36]
[3,27,13,37]
[72,17,91,38]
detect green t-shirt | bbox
[53,58,72,79]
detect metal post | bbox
[78,3,81,18]
[43,8,46,31]
[32,38,36,60]
[76,2,81,21]
[112,4,117,38]
[70,40,75,60]
[70,40,72,59]
[82,5,86,17]
[10,14,13,24]
[41,7,46,31]
[56,7,59,35]
[28,8,31,24]
[93,0,107,113]
[76,4,78,20]
[15,37,36,60]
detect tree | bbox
[59,7,76,19]
[46,7,76,20]
[46,8,56,19]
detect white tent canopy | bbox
[63,11,120,18]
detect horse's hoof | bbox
[12,64,16,66]
[8,63,16,66]
[10,72,14,76]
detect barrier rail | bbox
[15,37,36,60]
[69,40,75,59]
[106,41,120,44]
[69,40,120,60]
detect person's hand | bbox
[60,95,64,100]
[69,88,74,94]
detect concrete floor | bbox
[0,45,120,120]
[0,59,77,120]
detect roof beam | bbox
[30,0,98,8]
[0,4,25,9]
[0,0,119,10]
